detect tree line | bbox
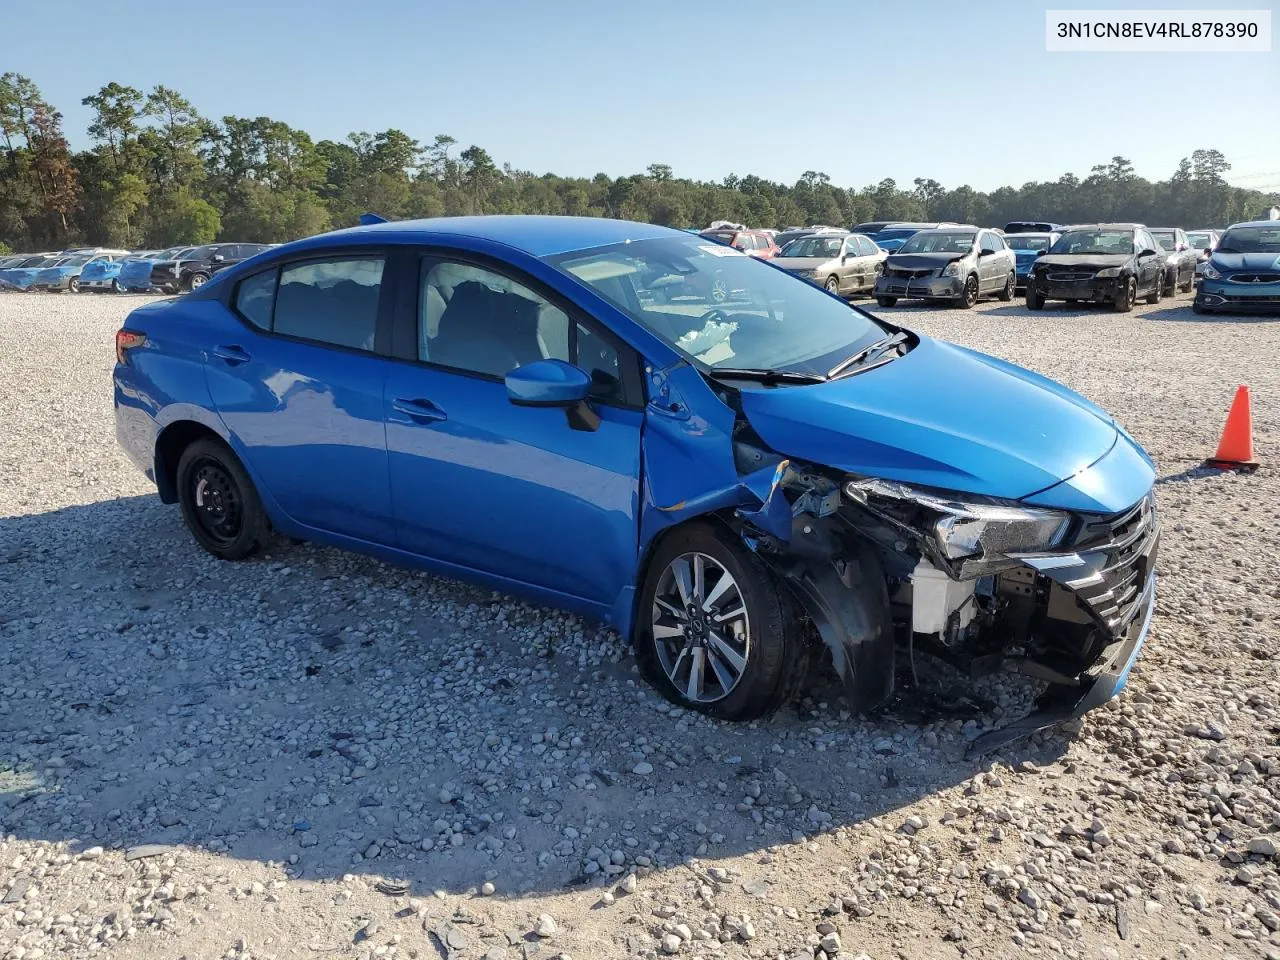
[1,72,1275,255]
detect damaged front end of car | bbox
[721,449,1159,756]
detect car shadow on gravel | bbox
[0,495,1070,899]
[1143,305,1280,324]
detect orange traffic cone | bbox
[1205,385,1258,471]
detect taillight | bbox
[116,329,145,364]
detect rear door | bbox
[382,252,644,609]
[977,232,1001,290]
[204,252,398,543]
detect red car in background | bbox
[699,228,781,258]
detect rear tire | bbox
[997,271,1015,301]
[876,296,897,307]
[1179,269,1193,293]
[176,438,270,561]
[634,522,807,722]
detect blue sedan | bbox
[113,216,1159,748]
[1005,232,1061,289]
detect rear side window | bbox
[235,269,277,330]
[236,257,384,351]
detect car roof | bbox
[1062,223,1144,230]
[293,216,676,259]
[1226,219,1280,228]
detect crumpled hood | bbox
[1209,251,1280,272]
[885,252,967,271]
[736,336,1121,505]
[1034,253,1130,271]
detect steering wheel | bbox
[698,308,730,326]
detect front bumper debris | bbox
[875,274,962,299]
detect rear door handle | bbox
[213,344,251,365]
[392,398,447,424]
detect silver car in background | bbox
[1149,228,1198,293]
[1187,229,1222,283]
[874,226,1018,308]
[773,232,887,297]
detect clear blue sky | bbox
[6,0,1278,192]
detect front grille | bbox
[888,268,933,279]
[1067,493,1159,634]
[1226,273,1280,284]
[1223,294,1280,303]
[1047,272,1095,282]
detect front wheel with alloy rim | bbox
[184,272,210,292]
[67,277,80,293]
[111,279,124,293]
[824,276,841,296]
[956,274,979,309]
[997,271,1015,301]
[1113,277,1137,312]
[1145,272,1164,304]
[635,522,806,721]
[176,438,270,560]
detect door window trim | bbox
[388,248,647,410]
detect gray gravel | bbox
[1,288,1277,960]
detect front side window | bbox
[272,258,384,350]
[420,260,570,377]
[550,236,885,378]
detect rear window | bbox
[274,258,384,351]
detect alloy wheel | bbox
[709,278,728,303]
[963,275,978,306]
[189,274,207,290]
[190,459,243,546]
[651,552,751,703]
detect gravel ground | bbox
[1,288,1277,960]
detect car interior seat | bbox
[432,280,545,378]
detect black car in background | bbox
[1149,227,1198,293]
[147,242,273,292]
[1025,224,1166,311]
[1005,220,1064,234]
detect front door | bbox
[204,255,396,543]
[384,256,643,608]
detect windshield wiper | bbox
[826,331,911,379]
[707,367,827,385]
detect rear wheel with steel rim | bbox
[636,522,806,720]
[177,438,269,560]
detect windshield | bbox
[1216,225,1280,253]
[61,256,91,267]
[897,231,976,254]
[1150,231,1178,251]
[550,236,885,377]
[1049,230,1136,256]
[1186,232,1214,248]
[1006,235,1051,251]
[780,236,844,259]
[874,228,921,241]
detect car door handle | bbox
[392,398,447,423]
[213,344,251,365]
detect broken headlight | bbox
[843,478,1070,576]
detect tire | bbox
[876,295,897,307]
[634,522,806,721]
[111,279,124,293]
[1026,285,1045,310]
[1145,272,1163,305]
[824,275,841,296]
[183,272,210,292]
[1113,277,1136,313]
[176,438,270,561]
[1179,269,1193,293]
[997,271,1015,302]
[1192,300,1209,315]
[956,274,979,309]
[67,277,80,294]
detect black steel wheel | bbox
[177,438,269,560]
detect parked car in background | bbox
[117,247,190,292]
[1186,229,1222,283]
[112,215,1158,741]
[1004,220,1063,234]
[80,254,140,292]
[773,226,844,250]
[867,222,961,253]
[774,231,887,297]
[874,226,1016,308]
[850,221,896,235]
[1025,224,1165,311]
[698,228,780,258]
[1005,232,1060,290]
[148,242,274,293]
[1149,228,1197,293]
[35,250,131,292]
[1194,220,1280,315]
[1,255,69,291]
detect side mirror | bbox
[1140,248,1157,258]
[506,359,600,431]
[1203,247,1213,257]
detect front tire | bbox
[67,277,80,294]
[1113,277,1136,312]
[635,522,806,721]
[824,275,841,296]
[997,271,1015,301]
[876,295,897,307]
[1145,272,1163,305]
[176,439,270,561]
[956,274,979,308]
[111,279,124,293]
[184,272,209,292]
